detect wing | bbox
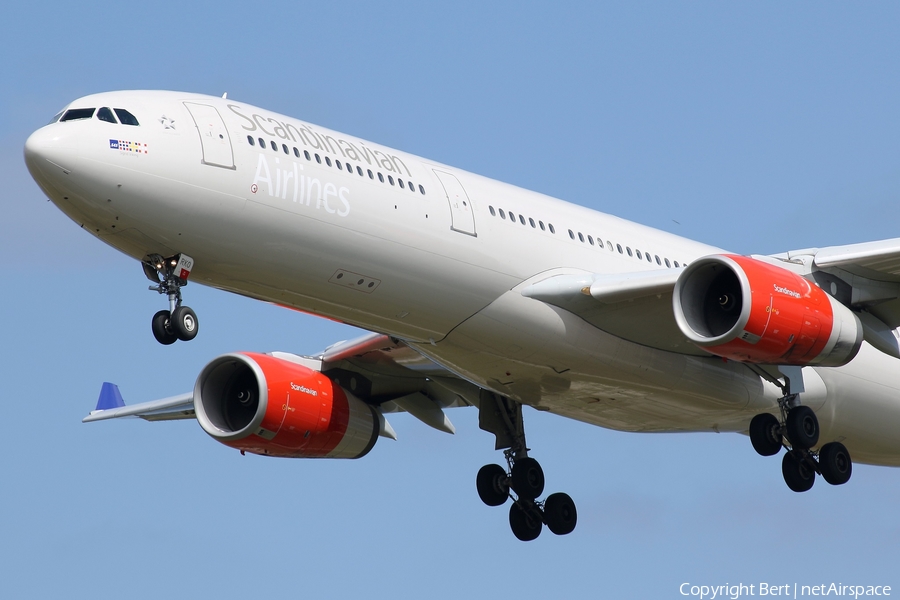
[83,382,195,422]
[520,268,705,355]
[83,334,481,435]
[520,237,900,361]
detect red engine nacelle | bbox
[673,255,863,366]
[193,352,379,458]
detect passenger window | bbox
[305,150,311,160]
[665,258,671,267]
[539,221,545,231]
[578,232,585,242]
[617,244,623,254]
[378,173,384,182]
[655,255,661,265]
[529,218,536,228]
[336,160,342,170]
[325,156,332,167]
[674,261,680,268]
[399,179,405,189]
[97,107,117,123]
[499,209,506,219]
[388,175,394,185]
[419,185,426,194]
[60,108,96,121]
[408,182,416,192]
[247,135,255,146]
[315,154,322,164]
[357,166,364,176]
[597,237,603,247]
[569,229,575,239]
[270,141,277,151]
[509,212,516,222]
[627,247,633,257]
[549,224,555,234]
[258,137,265,148]
[636,249,642,259]
[490,206,496,216]
[588,235,594,245]
[293,147,300,158]
[282,144,289,154]
[646,253,652,263]
[113,109,139,126]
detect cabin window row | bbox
[487,205,556,234]
[247,135,425,195]
[567,229,685,268]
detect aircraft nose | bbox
[24,127,49,167]
[24,125,73,180]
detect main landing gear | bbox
[143,253,199,345]
[476,391,577,541]
[748,384,852,493]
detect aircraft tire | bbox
[476,464,509,506]
[511,457,545,500]
[543,492,577,535]
[172,306,199,341]
[786,406,819,450]
[151,310,177,345]
[819,442,852,486]
[782,450,815,493]
[749,413,782,456]
[509,500,542,542]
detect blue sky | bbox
[3,2,900,598]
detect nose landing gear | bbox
[143,253,199,345]
[748,378,852,492]
[476,392,577,541]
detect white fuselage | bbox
[24,90,900,466]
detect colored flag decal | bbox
[109,139,148,154]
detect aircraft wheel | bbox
[509,500,542,542]
[782,450,815,493]
[786,406,819,450]
[543,492,577,535]
[172,306,198,341]
[749,413,782,456]
[819,442,852,486]
[511,457,545,500]
[151,310,177,345]
[476,464,509,507]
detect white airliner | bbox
[24,90,900,541]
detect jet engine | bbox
[193,352,379,458]
[673,254,863,366]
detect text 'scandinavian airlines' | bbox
[24,91,900,540]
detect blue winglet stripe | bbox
[96,382,126,411]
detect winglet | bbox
[96,382,126,411]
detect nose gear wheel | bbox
[143,253,199,345]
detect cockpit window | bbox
[97,107,117,123]
[114,108,139,126]
[60,108,96,122]
[48,111,64,125]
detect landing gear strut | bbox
[748,373,852,492]
[143,253,199,345]
[475,391,577,541]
